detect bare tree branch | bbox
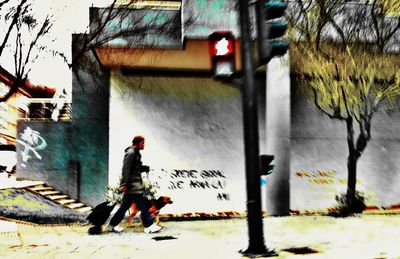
[0,0,53,102]
[0,0,28,57]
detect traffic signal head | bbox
[208,31,235,77]
[260,154,274,175]
[256,0,289,64]
[268,20,288,39]
[264,0,286,20]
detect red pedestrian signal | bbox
[208,31,235,77]
[210,36,234,57]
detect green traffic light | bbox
[256,0,289,63]
[264,1,285,8]
[271,41,289,47]
[260,154,275,175]
[268,20,288,38]
[264,1,287,20]
[270,41,289,56]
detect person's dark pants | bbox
[109,193,154,228]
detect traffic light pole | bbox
[238,0,269,256]
[256,0,268,64]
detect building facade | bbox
[0,67,32,145]
[16,0,400,214]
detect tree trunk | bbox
[346,151,358,214]
[345,117,357,215]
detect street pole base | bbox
[239,248,278,258]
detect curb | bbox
[289,208,400,216]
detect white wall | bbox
[109,72,247,214]
[264,54,291,215]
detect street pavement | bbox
[1,215,400,259]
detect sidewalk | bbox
[1,215,399,258]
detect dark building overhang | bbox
[94,39,242,72]
[0,66,56,98]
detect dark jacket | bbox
[120,146,147,194]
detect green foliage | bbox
[106,185,123,203]
[288,0,400,116]
[0,188,52,211]
[363,0,400,17]
[291,44,400,118]
[333,191,367,216]
[0,188,86,224]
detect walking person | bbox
[107,135,162,234]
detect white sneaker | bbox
[107,225,124,233]
[144,224,162,234]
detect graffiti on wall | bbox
[148,169,230,201]
[295,170,361,185]
[16,127,47,167]
[294,170,377,208]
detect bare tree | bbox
[0,0,194,102]
[0,0,52,103]
[288,0,400,215]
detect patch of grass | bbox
[329,191,367,217]
[0,188,87,224]
[1,194,52,210]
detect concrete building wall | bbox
[108,71,247,213]
[67,35,110,207]
[16,35,110,207]
[183,0,238,37]
[264,55,291,216]
[16,122,71,194]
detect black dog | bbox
[87,201,117,235]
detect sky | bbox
[1,0,113,95]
